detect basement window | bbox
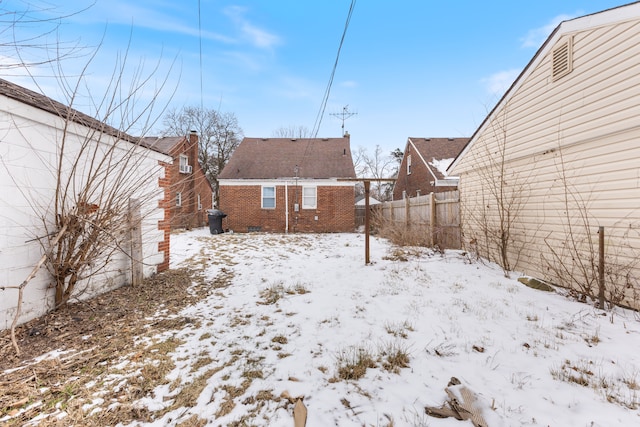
[552,36,573,81]
[262,186,276,209]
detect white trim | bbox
[302,186,317,209]
[408,138,439,181]
[219,178,355,187]
[261,185,276,209]
[449,2,640,175]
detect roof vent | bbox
[552,36,573,81]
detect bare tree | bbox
[2,37,175,354]
[272,125,312,138]
[0,1,91,70]
[162,106,243,204]
[355,145,399,201]
[461,111,531,275]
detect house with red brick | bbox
[142,132,214,229]
[218,136,356,233]
[392,137,468,200]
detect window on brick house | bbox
[262,186,275,209]
[197,194,202,210]
[302,186,317,209]
[179,154,192,174]
[407,154,412,175]
[176,192,182,207]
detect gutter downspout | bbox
[285,181,289,233]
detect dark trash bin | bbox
[207,209,227,234]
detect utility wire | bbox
[198,0,204,110]
[311,0,356,138]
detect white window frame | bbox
[179,154,192,174]
[197,194,202,210]
[262,186,276,209]
[407,154,412,175]
[302,186,317,209]
[176,192,182,207]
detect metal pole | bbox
[364,180,370,265]
[598,226,605,309]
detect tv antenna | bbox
[330,105,357,136]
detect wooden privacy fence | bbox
[373,190,461,249]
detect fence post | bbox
[598,226,605,309]
[429,192,436,247]
[404,195,410,228]
[129,198,143,286]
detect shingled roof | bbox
[408,137,469,179]
[218,137,356,180]
[0,77,163,153]
[139,136,185,155]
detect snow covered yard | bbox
[3,228,640,426]
[155,229,640,426]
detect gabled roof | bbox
[139,136,185,155]
[218,137,356,179]
[407,137,468,180]
[0,78,157,150]
[448,1,640,174]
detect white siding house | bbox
[449,3,640,307]
[0,78,172,329]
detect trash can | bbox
[207,209,227,234]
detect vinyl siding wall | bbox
[452,17,640,306]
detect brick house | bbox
[142,132,214,229]
[218,136,356,233]
[392,137,468,200]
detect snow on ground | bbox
[133,228,640,426]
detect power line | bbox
[198,0,204,110]
[311,0,356,138]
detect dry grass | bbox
[335,345,377,381]
[0,267,218,427]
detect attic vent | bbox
[552,37,573,81]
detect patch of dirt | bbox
[0,267,213,426]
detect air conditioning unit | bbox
[180,164,193,174]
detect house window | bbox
[179,154,192,174]
[552,36,573,81]
[302,186,317,209]
[407,154,412,175]
[197,194,202,210]
[262,186,276,209]
[176,192,182,207]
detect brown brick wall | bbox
[219,184,355,233]
[393,155,457,200]
[157,160,172,272]
[167,134,214,229]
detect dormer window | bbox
[179,154,192,174]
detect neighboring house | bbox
[355,196,381,206]
[0,78,172,329]
[218,136,356,233]
[141,133,214,229]
[448,3,640,307]
[392,137,468,200]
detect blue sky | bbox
[2,0,630,153]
